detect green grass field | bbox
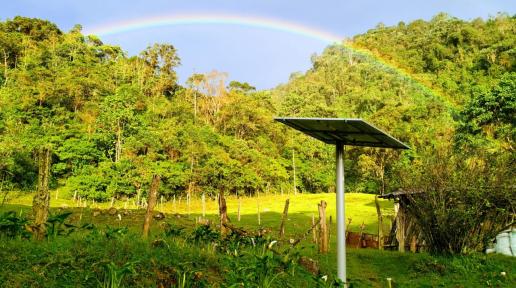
[4,191,393,235]
[1,192,514,287]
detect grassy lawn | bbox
[4,191,394,235]
[1,192,514,287]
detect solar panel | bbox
[274,117,409,149]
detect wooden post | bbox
[410,235,417,253]
[257,194,261,226]
[395,202,405,252]
[375,195,384,250]
[218,190,229,234]
[312,213,317,244]
[329,215,332,249]
[55,189,59,200]
[318,200,329,253]
[110,197,114,208]
[292,150,297,195]
[237,197,241,222]
[160,195,163,211]
[359,222,366,248]
[173,195,176,213]
[142,175,161,238]
[32,147,51,240]
[202,193,206,218]
[279,199,290,238]
[187,192,191,216]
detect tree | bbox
[455,72,515,152]
[31,147,51,240]
[97,85,139,162]
[228,81,256,93]
[142,174,161,238]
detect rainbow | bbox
[84,13,342,44]
[84,13,453,106]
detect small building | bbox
[379,190,424,252]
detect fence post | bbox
[257,193,261,226]
[202,193,206,218]
[237,197,241,222]
[375,195,384,250]
[312,213,317,244]
[279,199,290,238]
[318,200,329,253]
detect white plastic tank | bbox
[511,228,516,256]
[495,231,512,256]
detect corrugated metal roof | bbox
[274,117,410,149]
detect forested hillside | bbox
[0,14,514,201]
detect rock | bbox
[258,228,270,236]
[154,212,165,220]
[108,207,117,216]
[298,256,319,275]
[151,239,167,248]
[91,208,102,217]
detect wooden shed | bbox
[379,190,424,252]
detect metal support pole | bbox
[336,142,346,285]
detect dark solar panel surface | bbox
[275,118,409,149]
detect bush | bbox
[400,148,514,254]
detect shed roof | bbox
[378,190,424,199]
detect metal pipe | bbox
[336,142,346,285]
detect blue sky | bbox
[2,1,514,89]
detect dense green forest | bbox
[0,13,514,202]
